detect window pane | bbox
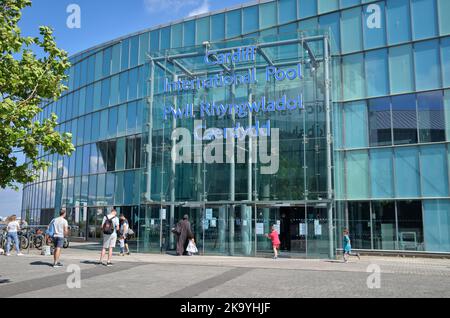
[105,173,115,205]
[101,78,110,108]
[411,0,438,40]
[441,37,450,88]
[108,107,118,138]
[128,69,138,100]
[171,23,182,48]
[341,7,362,54]
[129,36,139,67]
[88,175,97,206]
[127,101,137,133]
[87,55,95,84]
[111,43,121,74]
[389,44,414,94]
[370,148,394,198]
[279,0,297,24]
[184,20,195,47]
[119,72,128,103]
[363,1,386,49]
[83,114,92,144]
[346,151,370,199]
[93,81,101,111]
[343,53,365,100]
[397,201,424,251]
[438,0,450,35]
[126,137,135,170]
[121,39,129,70]
[150,30,159,52]
[392,94,418,145]
[107,140,116,172]
[394,147,421,197]
[260,2,277,29]
[78,87,86,116]
[160,27,171,50]
[115,138,125,170]
[344,100,368,148]
[99,109,108,141]
[139,32,149,65]
[365,48,389,97]
[98,142,107,174]
[319,12,341,54]
[110,74,119,105]
[372,201,396,250]
[318,0,338,14]
[102,47,111,77]
[418,91,445,142]
[340,0,360,8]
[82,144,90,175]
[118,104,126,136]
[386,0,411,45]
[368,97,392,146]
[114,172,124,205]
[91,112,100,142]
[211,14,225,41]
[445,90,450,141]
[299,0,317,19]
[420,144,449,197]
[226,10,241,38]
[423,199,450,252]
[243,6,258,34]
[85,84,94,113]
[348,202,371,249]
[94,51,102,81]
[196,17,210,45]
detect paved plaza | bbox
[0,243,449,298]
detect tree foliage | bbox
[0,0,74,189]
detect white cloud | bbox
[188,0,210,17]
[143,0,204,14]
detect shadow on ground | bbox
[30,261,53,267]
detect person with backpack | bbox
[49,209,69,267]
[99,208,119,266]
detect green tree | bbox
[0,0,73,189]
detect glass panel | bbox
[111,43,121,74]
[119,72,128,103]
[418,91,445,143]
[370,148,394,198]
[260,2,277,29]
[139,32,149,65]
[344,100,368,148]
[150,30,159,52]
[411,0,438,40]
[299,0,317,19]
[184,20,195,47]
[89,143,98,174]
[101,78,110,108]
[279,0,297,24]
[348,202,371,249]
[365,48,389,97]
[342,53,365,100]
[130,36,139,67]
[94,51,102,81]
[340,0,360,8]
[128,68,138,100]
[121,39,129,71]
[85,84,94,113]
[98,142,107,174]
[108,107,118,138]
[196,17,210,45]
[226,10,241,38]
[363,1,386,49]
[126,137,135,170]
[368,97,392,146]
[386,0,411,45]
[420,144,449,197]
[127,101,137,134]
[117,104,126,135]
[389,44,414,94]
[211,14,225,41]
[397,201,424,251]
[394,147,421,197]
[115,137,125,170]
[446,90,450,141]
[392,94,418,145]
[107,140,116,172]
[114,172,124,205]
[93,81,101,111]
[110,74,119,105]
[423,199,450,252]
[438,0,450,35]
[99,109,108,141]
[160,27,171,50]
[171,23,182,48]
[102,47,111,77]
[341,7,362,54]
[414,39,441,91]
[319,12,341,54]
[318,0,338,14]
[372,201,396,250]
[441,37,450,88]
[243,6,258,34]
[346,150,370,199]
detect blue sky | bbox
[0,0,249,218]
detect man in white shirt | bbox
[99,209,119,266]
[51,208,69,268]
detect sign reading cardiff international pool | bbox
[163,45,304,121]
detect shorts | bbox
[273,244,280,249]
[53,237,65,248]
[103,233,117,249]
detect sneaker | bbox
[106,262,113,267]
[17,253,24,256]
[119,253,124,256]
[5,253,11,256]
[53,263,63,268]
[272,256,278,259]
[126,252,130,255]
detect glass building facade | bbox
[21,0,450,257]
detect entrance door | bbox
[279,207,307,255]
[87,207,105,240]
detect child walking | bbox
[343,228,360,262]
[265,225,280,259]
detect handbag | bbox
[186,240,198,254]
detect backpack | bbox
[46,219,55,238]
[102,216,116,235]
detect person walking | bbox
[99,209,119,266]
[5,215,23,256]
[51,209,69,267]
[265,225,281,259]
[118,214,130,256]
[174,214,193,256]
[343,228,360,263]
